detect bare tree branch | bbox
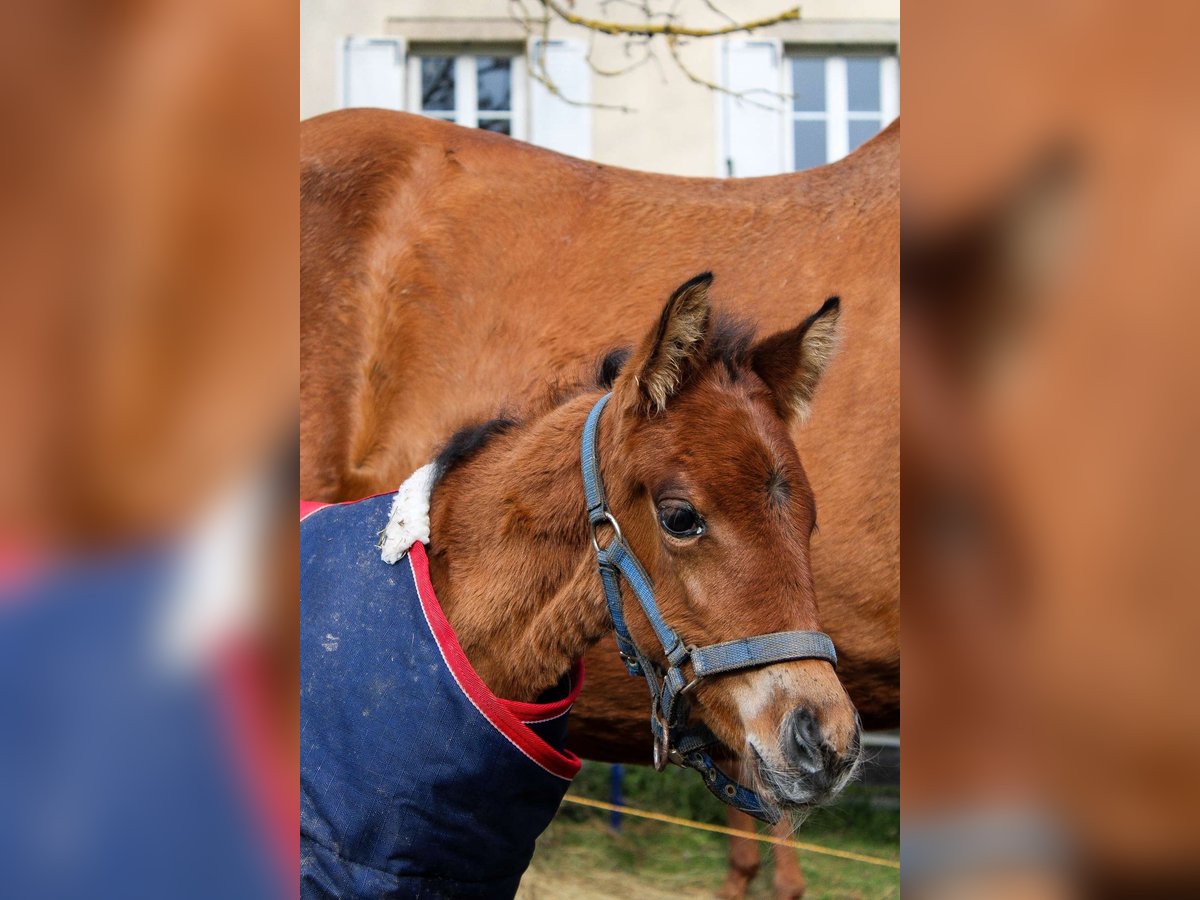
[538,0,799,38]
[598,0,650,15]
[697,0,739,29]
[508,0,797,113]
[512,0,634,111]
[665,34,783,112]
[584,30,659,79]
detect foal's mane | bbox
[431,312,762,485]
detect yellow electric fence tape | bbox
[559,794,901,870]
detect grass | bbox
[518,761,899,899]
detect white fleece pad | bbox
[380,463,436,564]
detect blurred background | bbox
[1,1,297,898]
[903,0,1200,895]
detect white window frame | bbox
[784,49,899,169]
[406,51,528,140]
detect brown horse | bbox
[300,107,899,717]
[300,109,898,891]
[410,272,859,811]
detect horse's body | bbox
[300,111,900,749]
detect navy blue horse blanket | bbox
[300,494,582,899]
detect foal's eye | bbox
[657,502,706,539]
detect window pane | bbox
[849,118,882,152]
[477,57,511,111]
[793,120,827,170]
[847,57,881,112]
[478,118,511,135]
[791,58,825,112]
[420,57,455,111]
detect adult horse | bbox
[301,110,898,895]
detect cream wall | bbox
[300,0,899,176]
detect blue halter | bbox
[581,392,838,824]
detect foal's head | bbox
[598,273,860,809]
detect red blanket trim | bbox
[300,500,330,521]
[407,542,584,780]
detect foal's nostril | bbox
[785,708,828,773]
[793,708,822,748]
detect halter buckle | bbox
[680,644,702,695]
[589,510,624,555]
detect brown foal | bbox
[423,274,860,811]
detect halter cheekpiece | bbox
[581,392,838,824]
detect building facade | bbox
[300,0,899,177]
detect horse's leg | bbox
[717,807,761,900]
[770,820,806,899]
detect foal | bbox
[300,274,859,896]
[420,273,859,806]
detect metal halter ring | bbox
[589,510,624,555]
[651,702,671,772]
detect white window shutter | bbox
[881,54,900,125]
[529,39,592,159]
[342,37,406,110]
[721,39,784,177]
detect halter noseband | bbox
[581,392,838,824]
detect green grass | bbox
[520,762,899,899]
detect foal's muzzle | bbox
[758,708,862,808]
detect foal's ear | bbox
[617,273,713,415]
[750,297,841,421]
